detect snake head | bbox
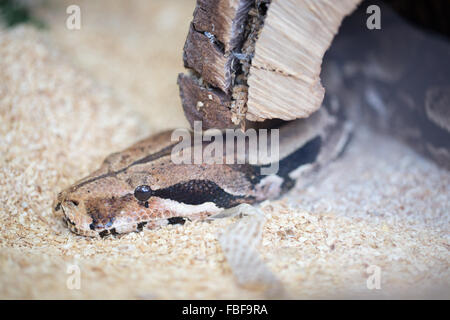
[54,175,164,237]
[54,171,222,237]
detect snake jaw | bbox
[57,198,98,237]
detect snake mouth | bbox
[92,219,185,237]
[62,214,82,235]
[59,202,99,237]
[63,214,115,237]
[61,207,80,234]
[96,227,119,238]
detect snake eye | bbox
[134,185,153,202]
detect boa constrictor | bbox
[55,106,350,237]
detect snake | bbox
[55,105,350,237]
[55,1,450,238]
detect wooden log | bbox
[178,0,361,129]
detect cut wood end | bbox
[246,0,361,121]
[246,70,325,121]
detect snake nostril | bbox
[68,200,79,207]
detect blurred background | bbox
[1,0,197,130]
